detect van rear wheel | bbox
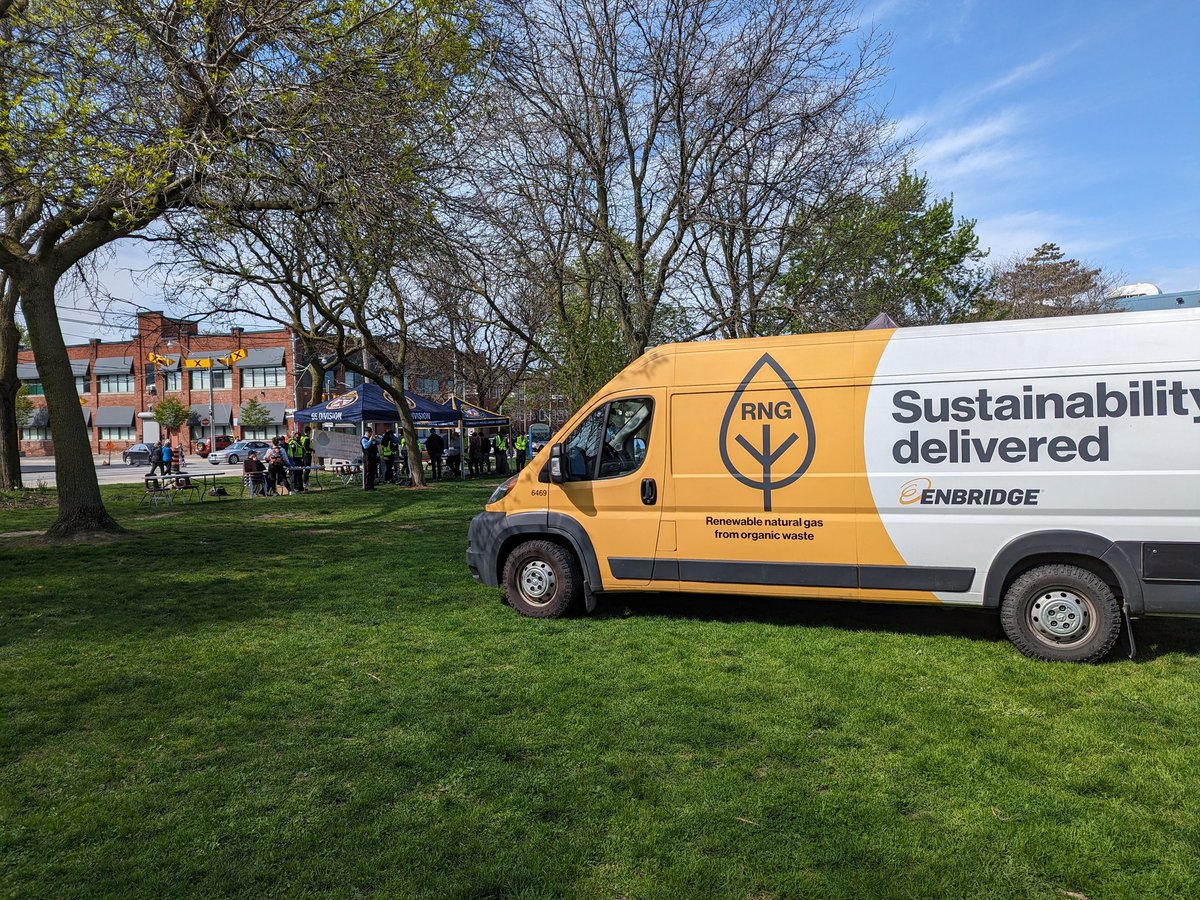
[1000,564,1121,663]
[503,540,581,618]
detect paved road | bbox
[19,455,241,488]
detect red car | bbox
[194,434,234,457]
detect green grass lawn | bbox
[2,479,1199,898]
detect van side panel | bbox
[863,313,1200,607]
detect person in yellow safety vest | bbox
[299,426,314,487]
[380,428,397,483]
[514,433,528,469]
[493,432,509,476]
[288,431,307,493]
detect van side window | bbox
[563,406,606,480]
[563,398,653,481]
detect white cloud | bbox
[974,211,1123,265]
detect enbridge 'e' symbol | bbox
[719,353,816,512]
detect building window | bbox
[97,374,135,393]
[98,426,136,441]
[241,426,286,440]
[75,376,88,394]
[242,366,286,388]
[189,369,230,390]
[22,380,44,396]
[415,376,440,394]
[21,426,51,440]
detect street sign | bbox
[201,417,210,426]
[219,348,248,365]
[184,358,213,369]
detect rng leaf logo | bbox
[719,353,816,512]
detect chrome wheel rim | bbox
[519,560,556,606]
[1030,588,1092,646]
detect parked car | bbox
[208,440,272,465]
[194,434,234,457]
[122,443,155,466]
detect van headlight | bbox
[488,476,518,505]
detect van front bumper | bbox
[466,511,507,588]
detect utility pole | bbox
[183,349,246,460]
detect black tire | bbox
[1000,564,1122,663]
[227,454,239,464]
[502,540,582,618]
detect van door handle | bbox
[641,478,657,506]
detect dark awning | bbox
[95,405,134,427]
[16,362,38,380]
[264,402,286,423]
[237,348,285,368]
[71,359,89,376]
[191,402,233,424]
[82,406,91,426]
[93,356,133,376]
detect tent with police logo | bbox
[292,382,459,426]
[446,396,509,428]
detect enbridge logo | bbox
[898,477,1042,507]
[719,353,816,512]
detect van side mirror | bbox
[548,443,566,483]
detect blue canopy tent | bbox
[447,396,509,428]
[292,382,459,426]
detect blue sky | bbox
[871,0,1200,289]
[58,0,1200,342]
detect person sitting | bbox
[243,451,267,496]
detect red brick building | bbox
[18,312,300,457]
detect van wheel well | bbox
[1001,553,1122,604]
[497,533,578,590]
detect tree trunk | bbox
[19,271,121,535]
[0,281,23,490]
[305,359,326,408]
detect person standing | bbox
[300,425,315,487]
[467,431,482,477]
[288,430,306,492]
[425,429,445,481]
[446,433,462,478]
[160,439,173,476]
[380,428,396,483]
[514,432,528,470]
[361,427,378,490]
[147,439,163,476]
[265,439,290,495]
[493,431,508,476]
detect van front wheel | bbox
[1000,564,1121,663]
[503,540,581,618]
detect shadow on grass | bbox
[594,591,1200,661]
[0,487,489,649]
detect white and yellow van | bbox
[467,309,1200,662]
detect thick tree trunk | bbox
[0,281,22,491]
[19,271,121,535]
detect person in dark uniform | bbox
[361,428,378,490]
[425,430,446,480]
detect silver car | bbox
[208,440,272,465]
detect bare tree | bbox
[0,0,477,533]
[477,0,894,355]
